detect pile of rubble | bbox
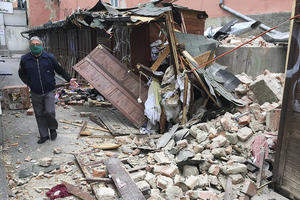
[219,35,277,48]
[55,86,111,107]
[50,71,282,199]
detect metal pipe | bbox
[219,0,289,42]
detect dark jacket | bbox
[18,51,71,94]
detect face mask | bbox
[30,44,43,55]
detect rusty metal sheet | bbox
[73,45,148,127]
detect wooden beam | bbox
[62,181,96,200]
[78,121,88,138]
[151,45,170,72]
[165,11,180,75]
[105,157,146,200]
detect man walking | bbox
[18,36,78,144]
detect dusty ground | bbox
[2,105,113,199]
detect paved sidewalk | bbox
[0,150,9,200]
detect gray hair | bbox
[30,36,43,44]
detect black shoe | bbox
[50,129,57,140]
[37,136,49,144]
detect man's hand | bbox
[70,78,79,88]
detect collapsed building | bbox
[1,0,296,199]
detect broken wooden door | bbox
[73,45,148,127]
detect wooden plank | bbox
[62,181,96,200]
[78,121,88,138]
[105,157,146,200]
[151,45,170,71]
[73,45,148,127]
[59,119,109,132]
[165,11,180,75]
[181,73,189,125]
[156,124,179,148]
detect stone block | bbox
[130,170,146,182]
[230,155,246,163]
[208,164,220,176]
[196,131,208,144]
[212,148,226,158]
[225,132,238,144]
[156,175,173,190]
[238,115,251,126]
[2,85,30,110]
[237,127,253,142]
[38,157,52,167]
[211,135,228,148]
[198,174,209,188]
[229,174,244,184]
[154,152,171,164]
[145,172,156,189]
[176,139,188,149]
[250,77,282,105]
[137,180,151,193]
[160,164,179,177]
[221,163,247,175]
[96,187,115,200]
[166,186,183,200]
[185,175,199,190]
[190,123,210,137]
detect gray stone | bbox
[121,146,133,154]
[209,175,219,186]
[176,150,194,163]
[196,131,208,144]
[211,135,228,148]
[249,121,265,132]
[183,165,199,177]
[18,164,60,179]
[130,170,146,182]
[38,157,52,167]
[190,123,209,138]
[166,186,183,200]
[221,163,247,175]
[199,161,211,172]
[154,152,171,164]
[95,187,115,200]
[230,155,246,163]
[229,174,244,184]
[212,148,226,158]
[193,144,204,154]
[237,127,253,142]
[156,175,173,190]
[185,175,199,190]
[235,84,248,95]
[225,132,238,145]
[198,174,209,188]
[137,180,151,193]
[145,172,156,189]
[201,150,214,160]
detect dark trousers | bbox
[31,90,58,138]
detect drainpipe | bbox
[219,0,289,42]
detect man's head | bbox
[29,36,43,56]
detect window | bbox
[110,0,119,7]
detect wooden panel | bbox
[182,10,205,35]
[73,45,148,127]
[274,0,300,199]
[90,108,140,136]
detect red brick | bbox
[238,115,251,126]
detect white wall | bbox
[5,26,28,52]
